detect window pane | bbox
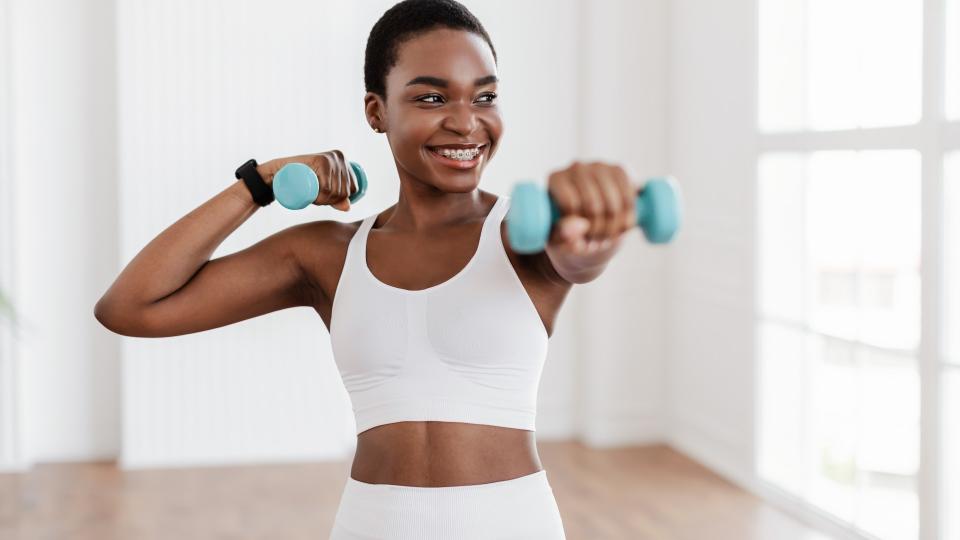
[758,154,806,321]
[807,151,921,350]
[807,334,859,523]
[758,0,922,132]
[854,348,919,540]
[758,0,806,131]
[807,151,862,342]
[758,321,808,492]
[948,0,960,120]
[759,325,920,540]
[943,368,960,539]
[852,152,922,350]
[946,153,960,364]
[757,150,921,347]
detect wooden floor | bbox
[0,442,831,540]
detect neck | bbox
[379,175,495,233]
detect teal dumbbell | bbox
[272,161,368,210]
[506,176,682,254]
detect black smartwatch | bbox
[235,158,275,207]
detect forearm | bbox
[96,162,276,314]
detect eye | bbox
[414,93,498,105]
[416,94,444,104]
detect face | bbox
[364,28,502,193]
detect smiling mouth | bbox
[427,144,486,157]
[425,144,487,168]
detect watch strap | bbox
[235,158,274,207]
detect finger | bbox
[550,177,590,249]
[332,197,351,212]
[571,163,606,241]
[319,153,331,188]
[551,215,590,246]
[330,150,347,202]
[312,155,330,204]
[336,159,348,202]
[339,151,356,200]
[546,171,588,249]
[595,164,625,240]
[548,169,582,220]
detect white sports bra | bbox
[329,195,550,435]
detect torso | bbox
[295,190,573,487]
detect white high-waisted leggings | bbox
[328,469,567,539]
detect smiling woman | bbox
[324,2,569,538]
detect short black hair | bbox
[364,0,498,99]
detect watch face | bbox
[236,158,257,178]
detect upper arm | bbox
[123,223,317,338]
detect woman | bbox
[95,0,637,537]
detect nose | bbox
[441,101,479,135]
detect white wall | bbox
[2,0,120,469]
[572,0,670,446]
[0,0,672,470]
[666,0,759,483]
[0,0,20,468]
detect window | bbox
[755,1,953,538]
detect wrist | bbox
[229,180,260,207]
[256,160,277,186]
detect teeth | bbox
[434,146,481,160]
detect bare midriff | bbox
[350,421,543,487]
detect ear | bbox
[363,92,386,132]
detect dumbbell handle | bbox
[542,189,653,228]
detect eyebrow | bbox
[405,75,499,88]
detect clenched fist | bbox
[262,149,358,212]
[545,161,637,256]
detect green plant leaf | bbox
[0,288,17,324]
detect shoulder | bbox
[276,215,375,303]
[286,217,365,246]
[270,218,360,264]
